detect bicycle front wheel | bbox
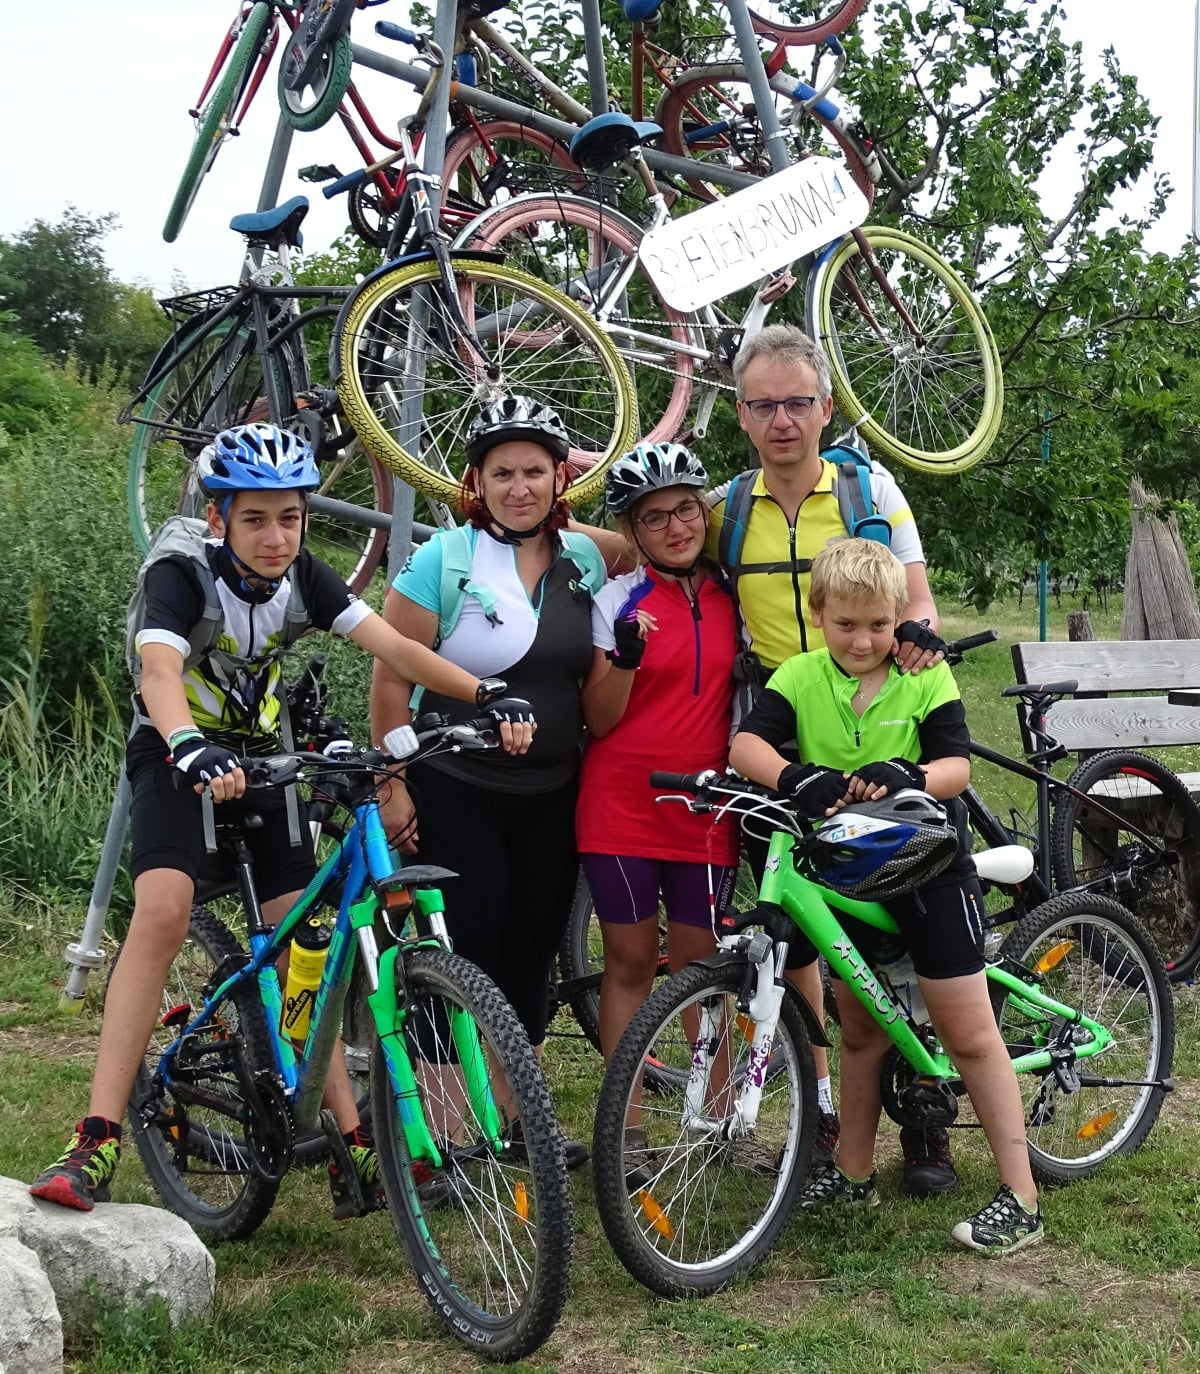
[370,948,572,1361]
[593,957,816,1297]
[277,0,354,131]
[654,63,876,205]
[994,892,1174,1185]
[809,225,1004,473]
[743,0,868,45]
[336,256,638,508]
[1050,749,1200,982]
[455,193,696,446]
[164,2,273,242]
[119,906,283,1239]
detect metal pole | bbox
[722,0,792,174]
[1039,403,1050,641]
[579,0,611,123]
[258,112,296,212]
[60,770,132,1012]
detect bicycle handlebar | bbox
[944,628,998,664]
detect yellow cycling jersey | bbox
[704,459,923,670]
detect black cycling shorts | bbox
[127,729,315,903]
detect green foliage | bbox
[0,318,89,440]
[0,208,168,379]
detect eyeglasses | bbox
[741,395,819,423]
[635,496,705,532]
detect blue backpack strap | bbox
[559,530,607,594]
[434,525,501,646]
[716,469,757,584]
[825,444,891,547]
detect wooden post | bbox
[1067,611,1095,642]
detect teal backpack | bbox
[410,524,607,706]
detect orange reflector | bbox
[384,886,414,912]
[1077,1110,1117,1140]
[1034,940,1074,974]
[639,1190,675,1239]
[736,1014,755,1041]
[514,1180,529,1223]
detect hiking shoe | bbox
[505,1119,589,1171]
[810,1109,841,1175]
[799,1162,879,1211]
[951,1184,1044,1256]
[30,1118,121,1211]
[329,1139,386,1221]
[623,1128,655,1192]
[900,1125,959,1197]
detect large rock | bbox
[0,1176,215,1339]
[0,1236,63,1374]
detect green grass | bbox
[4,589,1200,1371]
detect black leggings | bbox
[407,763,579,1044]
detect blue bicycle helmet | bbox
[807,791,959,901]
[198,423,321,494]
[605,442,708,517]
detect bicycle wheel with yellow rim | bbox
[809,225,1003,475]
[336,257,638,508]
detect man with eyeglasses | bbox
[706,323,956,1202]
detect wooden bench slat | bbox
[1014,640,1200,693]
[1044,697,1200,750]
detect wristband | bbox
[167,726,203,751]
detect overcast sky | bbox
[2,0,1194,293]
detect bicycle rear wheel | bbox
[336,256,638,507]
[127,309,389,591]
[370,948,572,1360]
[454,193,696,446]
[809,225,1003,473]
[993,891,1174,1185]
[164,2,273,242]
[119,905,284,1239]
[653,62,876,205]
[592,957,815,1297]
[743,0,868,46]
[1049,750,1200,982]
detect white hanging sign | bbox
[638,156,870,312]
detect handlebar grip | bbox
[947,629,999,656]
[649,771,699,792]
[323,167,370,199]
[375,20,419,44]
[824,34,844,55]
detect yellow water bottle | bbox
[282,918,330,1042]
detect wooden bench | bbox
[1011,639,1200,795]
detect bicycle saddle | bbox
[229,196,310,250]
[971,845,1035,886]
[570,112,662,170]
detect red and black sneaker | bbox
[30,1118,121,1211]
[329,1126,387,1221]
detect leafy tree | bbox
[0,208,167,379]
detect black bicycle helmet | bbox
[465,395,571,466]
[807,791,959,901]
[605,441,708,516]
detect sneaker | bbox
[900,1125,959,1197]
[623,1128,655,1193]
[329,1135,386,1221]
[30,1118,121,1211]
[810,1109,841,1174]
[951,1184,1044,1256]
[505,1119,588,1171]
[799,1162,879,1211]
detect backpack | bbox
[432,524,607,645]
[125,516,310,692]
[409,524,607,710]
[716,444,892,585]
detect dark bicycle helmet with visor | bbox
[605,441,708,517]
[806,791,960,902]
[465,396,571,466]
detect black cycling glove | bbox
[777,763,850,817]
[849,758,925,793]
[485,696,536,726]
[895,619,948,659]
[172,737,240,788]
[606,614,647,670]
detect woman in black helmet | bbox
[371,396,607,1166]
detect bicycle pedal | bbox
[321,1109,370,1216]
